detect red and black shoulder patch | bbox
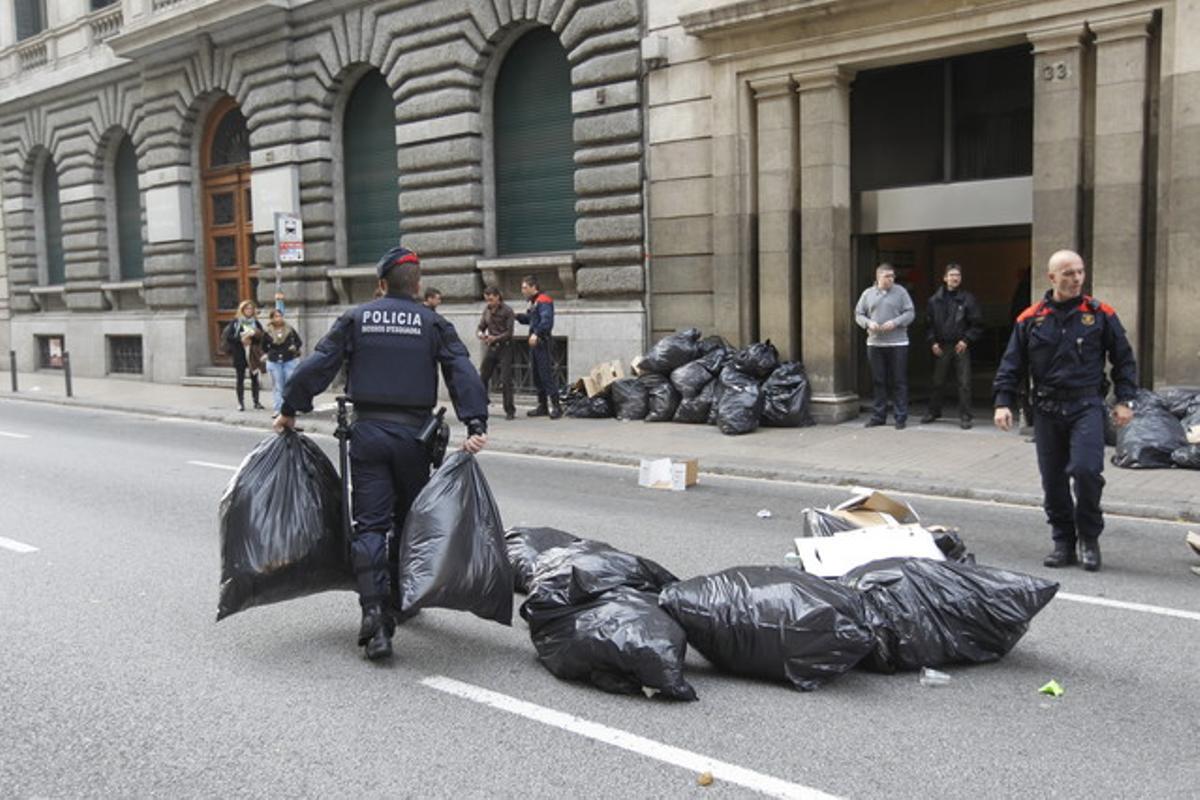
[1016,302,1049,323]
[536,293,554,304]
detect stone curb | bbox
[5,392,1196,524]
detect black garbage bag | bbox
[659,566,875,691]
[1103,400,1118,447]
[839,558,1059,673]
[505,527,580,594]
[1155,386,1200,418]
[566,392,613,419]
[931,528,975,564]
[670,359,713,400]
[761,361,815,428]
[641,328,701,375]
[1172,445,1200,469]
[643,373,681,422]
[522,586,697,700]
[1182,404,1200,433]
[732,341,779,380]
[707,380,726,425]
[674,378,717,424]
[525,539,678,607]
[397,451,513,625]
[801,507,860,537]
[696,335,731,357]
[1112,391,1188,469]
[610,378,649,421]
[217,432,353,621]
[715,365,765,436]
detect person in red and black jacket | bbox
[516,275,561,419]
[993,250,1137,572]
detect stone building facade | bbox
[646,0,1200,420]
[0,0,649,384]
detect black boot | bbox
[1079,539,1101,572]
[549,399,563,420]
[527,404,549,417]
[358,602,394,660]
[1043,540,1078,568]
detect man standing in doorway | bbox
[855,263,915,429]
[922,263,983,429]
[517,275,562,419]
[993,249,1137,572]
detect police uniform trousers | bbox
[529,339,558,403]
[348,419,432,607]
[1032,397,1106,544]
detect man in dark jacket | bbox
[516,275,561,419]
[476,285,516,420]
[921,263,984,429]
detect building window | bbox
[343,71,400,265]
[114,137,144,280]
[107,335,144,375]
[15,0,46,41]
[851,46,1033,191]
[208,107,250,169]
[41,158,65,286]
[493,28,576,255]
[91,0,118,9]
[36,335,65,369]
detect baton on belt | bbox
[334,396,354,558]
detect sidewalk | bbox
[2,368,1197,522]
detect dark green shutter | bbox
[344,72,400,265]
[15,0,45,41]
[115,138,144,280]
[42,159,64,286]
[494,28,576,255]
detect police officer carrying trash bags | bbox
[273,246,488,661]
[993,249,1137,573]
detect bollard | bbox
[63,351,73,398]
[9,350,15,392]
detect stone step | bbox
[181,369,274,389]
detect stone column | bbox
[749,75,799,359]
[1028,24,1089,278]
[796,66,857,423]
[1090,13,1153,358]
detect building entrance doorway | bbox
[201,97,255,364]
[854,226,1032,409]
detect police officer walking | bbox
[993,250,1136,572]
[273,246,488,660]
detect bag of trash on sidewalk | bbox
[697,335,731,357]
[566,392,613,419]
[217,431,353,621]
[643,373,681,422]
[659,566,875,691]
[670,359,714,400]
[761,361,815,428]
[526,539,678,606]
[1181,405,1200,443]
[505,527,580,593]
[397,451,513,625]
[838,558,1059,672]
[674,379,717,424]
[1155,386,1200,418]
[522,585,697,700]
[641,328,702,375]
[716,365,765,436]
[1112,391,1189,469]
[610,377,649,421]
[1172,444,1200,469]
[732,340,780,380]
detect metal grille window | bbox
[108,336,144,375]
[36,335,65,369]
[489,337,569,395]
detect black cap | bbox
[375,246,420,280]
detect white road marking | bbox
[0,430,31,439]
[1059,592,1200,622]
[0,536,39,553]
[186,460,238,472]
[421,675,840,800]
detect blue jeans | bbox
[267,359,298,413]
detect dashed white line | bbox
[1059,592,1200,622]
[186,460,238,472]
[0,430,31,439]
[0,536,39,553]
[421,675,841,800]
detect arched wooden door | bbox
[202,97,255,363]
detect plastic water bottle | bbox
[919,667,951,687]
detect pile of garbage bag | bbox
[561,329,816,435]
[1112,387,1197,469]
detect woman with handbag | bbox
[222,300,266,411]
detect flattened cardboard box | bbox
[831,488,919,529]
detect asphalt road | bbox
[1,399,1197,799]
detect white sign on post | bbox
[275,212,304,263]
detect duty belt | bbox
[1032,386,1102,401]
[352,408,430,427]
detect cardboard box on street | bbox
[830,488,920,529]
[638,457,699,491]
